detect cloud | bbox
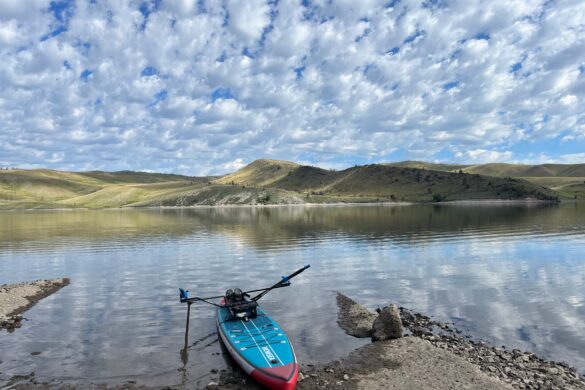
[0,0,584,174]
[455,149,514,163]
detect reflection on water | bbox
[1,204,585,386]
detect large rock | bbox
[336,293,377,338]
[372,304,403,341]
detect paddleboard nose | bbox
[251,362,298,390]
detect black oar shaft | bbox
[251,264,310,302]
[179,264,310,306]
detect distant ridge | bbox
[1,159,575,209]
[218,159,559,202]
[386,161,585,177]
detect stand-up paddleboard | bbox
[217,302,298,390]
[179,265,310,390]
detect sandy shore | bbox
[0,278,69,330]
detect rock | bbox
[206,381,219,389]
[336,293,376,338]
[298,372,305,382]
[343,374,349,380]
[372,304,403,341]
[547,367,559,375]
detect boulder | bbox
[336,293,376,338]
[372,304,403,341]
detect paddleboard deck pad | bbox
[217,303,298,390]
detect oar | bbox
[178,264,310,306]
[178,265,310,349]
[250,264,311,302]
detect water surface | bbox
[1,204,585,387]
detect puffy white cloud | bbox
[455,149,514,163]
[0,0,584,174]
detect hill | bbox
[0,169,216,209]
[263,163,558,202]
[385,161,585,199]
[386,161,585,177]
[213,159,299,187]
[0,159,563,209]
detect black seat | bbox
[225,288,258,320]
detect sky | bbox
[0,0,584,175]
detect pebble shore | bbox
[0,278,70,331]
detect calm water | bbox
[1,204,585,387]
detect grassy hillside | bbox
[217,160,558,202]
[387,161,585,177]
[387,161,471,172]
[0,169,215,209]
[0,159,564,209]
[213,159,299,187]
[385,161,585,199]
[273,164,557,202]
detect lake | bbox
[1,204,585,387]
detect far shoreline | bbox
[0,198,566,212]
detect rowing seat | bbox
[225,288,258,320]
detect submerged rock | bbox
[336,293,377,338]
[372,304,403,341]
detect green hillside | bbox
[0,169,214,209]
[387,161,585,177]
[385,161,585,199]
[213,159,299,187]
[0,159,564,209]
[386,161,471,172]
[267,163,558,202]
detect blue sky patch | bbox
[443,81,459,91]
[294,66,305,79]
[141,66,158,77]
[138,0,162,31]
[211,88,235,102]
[511,62,523,73]
[80,69,93,81]
[474,32,490,40]
[153,90,168,104]
[387,47,400,55]
[41,0,75,40]
[403,30,425,45]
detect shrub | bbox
[432,194,446,202]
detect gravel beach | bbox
[0,278,69,331]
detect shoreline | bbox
[0,278,70,330]
[214,296,585,390]
[4,293,585,389]
[0,198,564,212]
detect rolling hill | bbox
[386,161,585,177]
[0,169,217,209]
[213,159,300,187]
[385,161,585,199]
[266,163,558,202]
[0,159,564,209]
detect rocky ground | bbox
[3,290,585,389]
[145,294,585,389]
[0,278,70,331]
[398,307,585,389]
